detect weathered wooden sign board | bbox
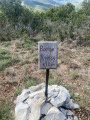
[38,41,57,69]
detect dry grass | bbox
[0,40,90,120]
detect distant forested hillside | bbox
[0,0,90,45]
[21,0,60,11]
[55,0,82,3]
[22,0,60,5]
[21,0,83,11]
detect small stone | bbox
[73,103,80,109]
[65,99,79,109]
[66,110,74,116]
[74,93,79,97]
[74,116,78,120]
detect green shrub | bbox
[0,100,13,120]
[49,78,61,85]
[14,87,23,96]
[0,49,20,71]
[1,41,11,47]
[22,76,37,88]
[70,70,79,80]
[0,48,10,55]
[17,38,39,50]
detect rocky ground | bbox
[0,39,90,120]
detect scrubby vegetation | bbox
[0,0,90,120]
[0,48,20,71]
[0,100,13,120]
[0,0,90,45]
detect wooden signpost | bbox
[38,41,57,101]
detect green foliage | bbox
[58,28,65,42]
[0,100,13,120]
[42,24,52,40]
[0,0,90,46]
[0,41,11,47]
[0,0,44,41]
[82,1,90,15]
[0,49,20,71]
[85,35,90,41]
[49,78,61,85]
[0,0,23,24]
[14,87,23,96]
[14,76,37,96]
[21,6,33,25]
[17,37,39,50]
[45,3,75,21]
[70,70,79,80]
[31,51,38,63]
[0,48,10,55]
[0,12,7,27]
[22,76,37,88]
[71,93,81,102]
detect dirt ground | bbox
[0,39,90,120]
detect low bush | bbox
[0,100,13,120]
[0,49,20,71]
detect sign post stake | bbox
[38,41,57,102]
[45,69,49,101]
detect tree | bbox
[66,3,75,14]
[82,1,90,15]
[31,12,43,31]
[0,0,23,24]
[21,7,33,25]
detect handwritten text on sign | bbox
[38,41,57,69]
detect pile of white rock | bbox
[14,83,79,120]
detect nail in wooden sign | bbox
[38,41,57,69]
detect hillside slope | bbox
[22,0,60,5]
[21,0,59,11]
[55,0,83,3]
[21,0,82,11]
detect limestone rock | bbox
[74,116,78,120]
[74,93,79,97]
[41,102,52,115]
[29,83,45,92]
[42,107,66,120]
[15,102,30,120]
[66,110,74,116]
[14,83,79,120]
[50,92,67,107]
[59,107,67,115]
[73,103,80,109]
[65,99,79,109]
[28,96,45,120]
[48,85,70,108]
[28,92,45,120]
[14,89,30,104]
